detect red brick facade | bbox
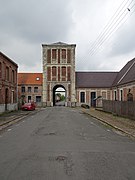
[0,52,18,112]
[18,73,43,107]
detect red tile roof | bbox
[18,73,42,85]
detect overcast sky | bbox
[0,0,135,72]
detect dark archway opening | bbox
[53,85,66,106]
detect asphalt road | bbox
[0,107,135,180]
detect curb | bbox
[82,109,135,139]
[0,109,42,131]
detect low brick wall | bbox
[103,100,135,120]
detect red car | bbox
[21,102,36,111]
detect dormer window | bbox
[36,77,40,81]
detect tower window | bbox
[52,49,57,59]
[62,49,66,59]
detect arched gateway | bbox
[42,42,76,107]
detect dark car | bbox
[21,102,36,111]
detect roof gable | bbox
[113,58,135,86]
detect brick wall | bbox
[0,52,18,112]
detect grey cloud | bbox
[0,0,73,43]
[109,15,135,57]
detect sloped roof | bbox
[113,58,135,86]
[42,42,76,46]
[0,51,18,67]
[76,72,118,88]
[18,73,42,85]
[51,42,68,45]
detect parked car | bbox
[21,102,36,111]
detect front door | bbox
[91,92,96,107]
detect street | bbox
[0,107,135,180]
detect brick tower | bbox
[42,42,76,106]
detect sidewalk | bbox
[0,109,41,131]
[80,107,135,138]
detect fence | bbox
[102,100,135,120]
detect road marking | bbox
[7,128,12,132]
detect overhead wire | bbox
[89,0,135,56]
[91,2,135,56]
[89,0,130,54]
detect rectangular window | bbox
[28,96,31,102]
[62,49,66,59]
[34,87,38,93]
[21,87,25,93]
[36,96,41,102]
[67,49,71,63]
[114,91,117,101]
[6,66,9,81]
[12,70,15,83]
[58,49,60,63]
[102,91,106,99]
[47,67,51,81]
[52,66,56,76]
[0,62,2,78]
[62,66,66,81]
[52,49,57,59]
[52,66,57,81]
[80,92,85,103]
[47,49,51,63]
[11,91,14,103]
[28,87,32,93]
[120,90,123,101]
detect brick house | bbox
[41,42,135,107]
[76,72,118,107]
[112,58,135,101]
[18,73,43,107]
[76,58,135,106]
[0,52,18,113]
[17,42,135,108]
